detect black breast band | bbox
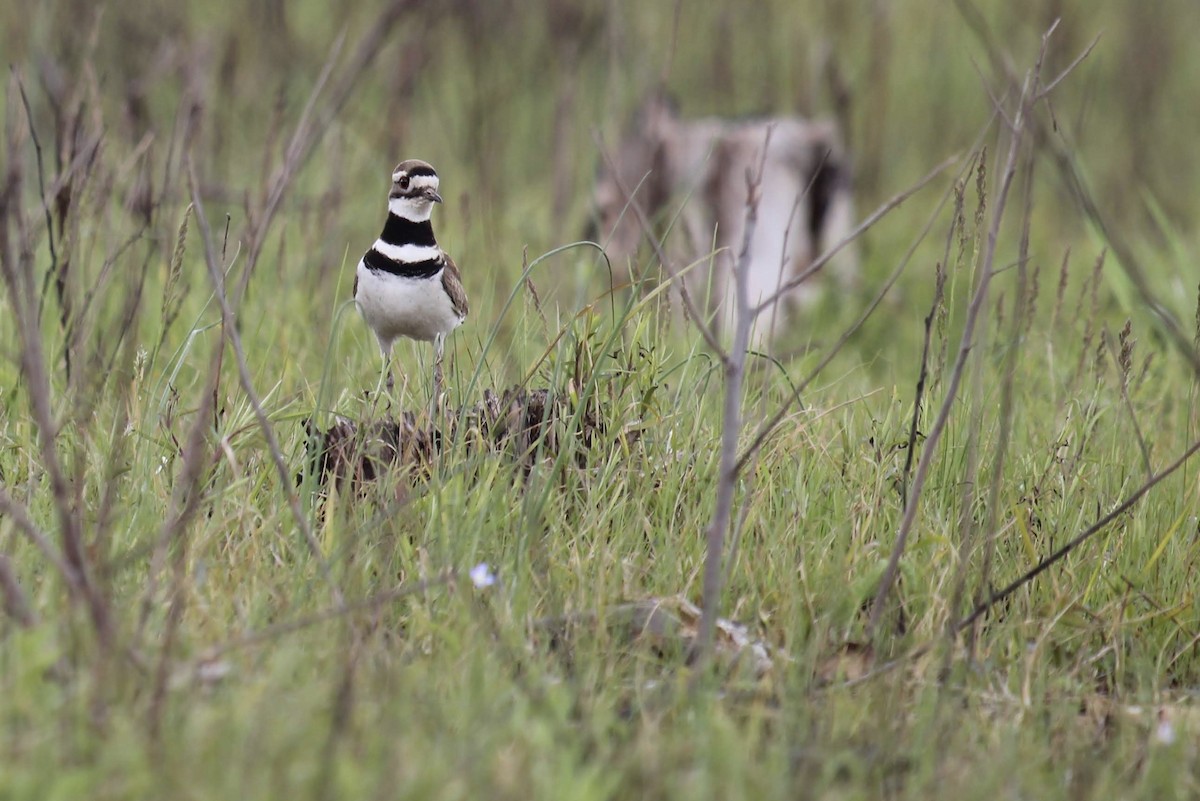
[363,248,443,279]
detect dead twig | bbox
[187,160,344,608]
[1103,325,1153,480]
[236,0,427,307]
[593,134,726,357]
[693,135,769,679]
[146,346,222,745]
[957,436,1200,632]
[867,58,1037,639]
[752,155,957,316]
[736,146,977,474]
[0,554,35,628]
[199,570,459,660]
[0,88,113,648]
[900,263,946,507]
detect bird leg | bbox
[432,334,446,415]
[371,344,394,417]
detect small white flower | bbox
[1156,711,1176,746]
[469,562,497,589]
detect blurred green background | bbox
[5,0,1198,381]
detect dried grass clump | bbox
[304,385,609,491]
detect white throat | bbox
[388,196,434,222]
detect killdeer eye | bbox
[398,175,410,190]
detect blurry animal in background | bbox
[591,94,858,349]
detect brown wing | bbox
[441,251,469,320]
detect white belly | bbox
[355,259,464,350]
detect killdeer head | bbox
[388,159,443,222]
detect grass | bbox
[3,0,1200,798]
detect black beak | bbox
[425,188,443,204]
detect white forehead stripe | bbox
[392,170,440,186]
[373,240,441,263]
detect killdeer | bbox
[353,159,468,403]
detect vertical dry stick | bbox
[958,1,1200,380]
[147,347,221,744]
[737,155,961,472]
[187,162,345,608]
[1103,326,1153,479]
[868,71,1034,638]
[694,149,768,675]
[13,73,58,328]
[960,144,1034,666]
[236,0,423,307]
[956,436,1200,632]
[753,155,958,316]
[0,554,35,628]
[593,139,725,356]
[0,96,113,648]
[900,264,946,508]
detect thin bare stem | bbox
[1036,34,1100,100]
[200,570,458,660]
[1104,327,1153,480]
[868,70,1034,639]
[0,100,112,647]
[13,71,58,328]
[957,437,1200,631]
[0,554,35,627]
[237,0,425,306]
[736,144,977,474]
[593,135,726,357]
[187,161,344,608]
[693,138,768,677]
[753,155,958,316]
[900,264,946,507]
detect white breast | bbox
[354,259,464,351]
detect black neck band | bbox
[380,214,436,248]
